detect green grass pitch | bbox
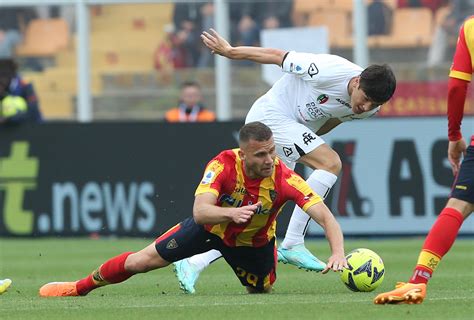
[0,238,472,320]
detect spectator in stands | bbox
[165,81,215,123]
[0,59,42,125]
[172,2,205,67]
[230,0,293,48]
[427,0,474,66]
[368,0,393,36]
[0,7,36,58]
[154,24,191,71]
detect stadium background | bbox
[0,0,473,238]
[0,2,473,319]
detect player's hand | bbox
[448,138,466,176]
[231,201,261,224]
[201,28,232,57]
[322,253,348,274]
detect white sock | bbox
[188,249,222,271]
[281,169,338,249]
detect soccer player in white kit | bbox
[174,29,396,293]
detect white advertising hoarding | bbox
[306,117,474,235]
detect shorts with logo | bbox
[450,138,474,203]
[155,217,277,291]
[245,95,325,170]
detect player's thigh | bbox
[219,238,277,293]
[298,143,342,173]
[448,143,474,217]
[449,144,474,217]
[154,217,215,263]
[266,120,326,170]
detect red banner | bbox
[379,81,474,117]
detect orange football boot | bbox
[39,282,79,297]
[374,282,426,304]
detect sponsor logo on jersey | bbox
[299,102,331,121]
[283,147,293,157]
[336,98,351,108]
[308,63,319,77]
[317,94,329,104]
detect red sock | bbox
[76,252,135,295]
[410,207,464,284]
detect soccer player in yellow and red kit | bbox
[39,122,347,296]
[374,16,474,305]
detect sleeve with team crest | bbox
[283,171,322,212]
[281,52,362,86]
[281,51,322,82]
[195,154,227,197]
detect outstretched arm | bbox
[201,28,286,66]
[305,202,348,273]
[193,192,261,225]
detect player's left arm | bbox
[305,202,348,273]
[316,118,342,136]
[201,28,286,66]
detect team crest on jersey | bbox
[308,63,319,77]
[317,94,329,104]
[269,189,278,202]
[166,239,178,249]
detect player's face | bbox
[181,85,202,107]
[240,137,277,179]
[350,86,381,114]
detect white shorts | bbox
[245,95,325,170]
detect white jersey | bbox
[264,52,379,132]
[245,52,380,168]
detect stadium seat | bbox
[36,92,74,119]
[16,19,70,57]
[308,9,353,48]
[371,8,433,48]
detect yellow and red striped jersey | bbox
[195,149,322,247]
[449,16,474,82]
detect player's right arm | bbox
[201,28,286,66]
[193,192,260,225]
[447,16,473,175]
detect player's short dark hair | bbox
[239,122,273,144]
[180,81,200,89]
[359,64,396,103]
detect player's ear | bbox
[238,149,245,160]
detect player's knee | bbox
[316,153,341,175]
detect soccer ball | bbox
[340,248,385,292]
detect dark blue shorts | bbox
[450,140,474,203]
[154,217,277,291]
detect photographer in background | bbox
[0,59,42,125]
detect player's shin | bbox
[76,252,135,295]
[410,208,464,284]
[281,169,337,248]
